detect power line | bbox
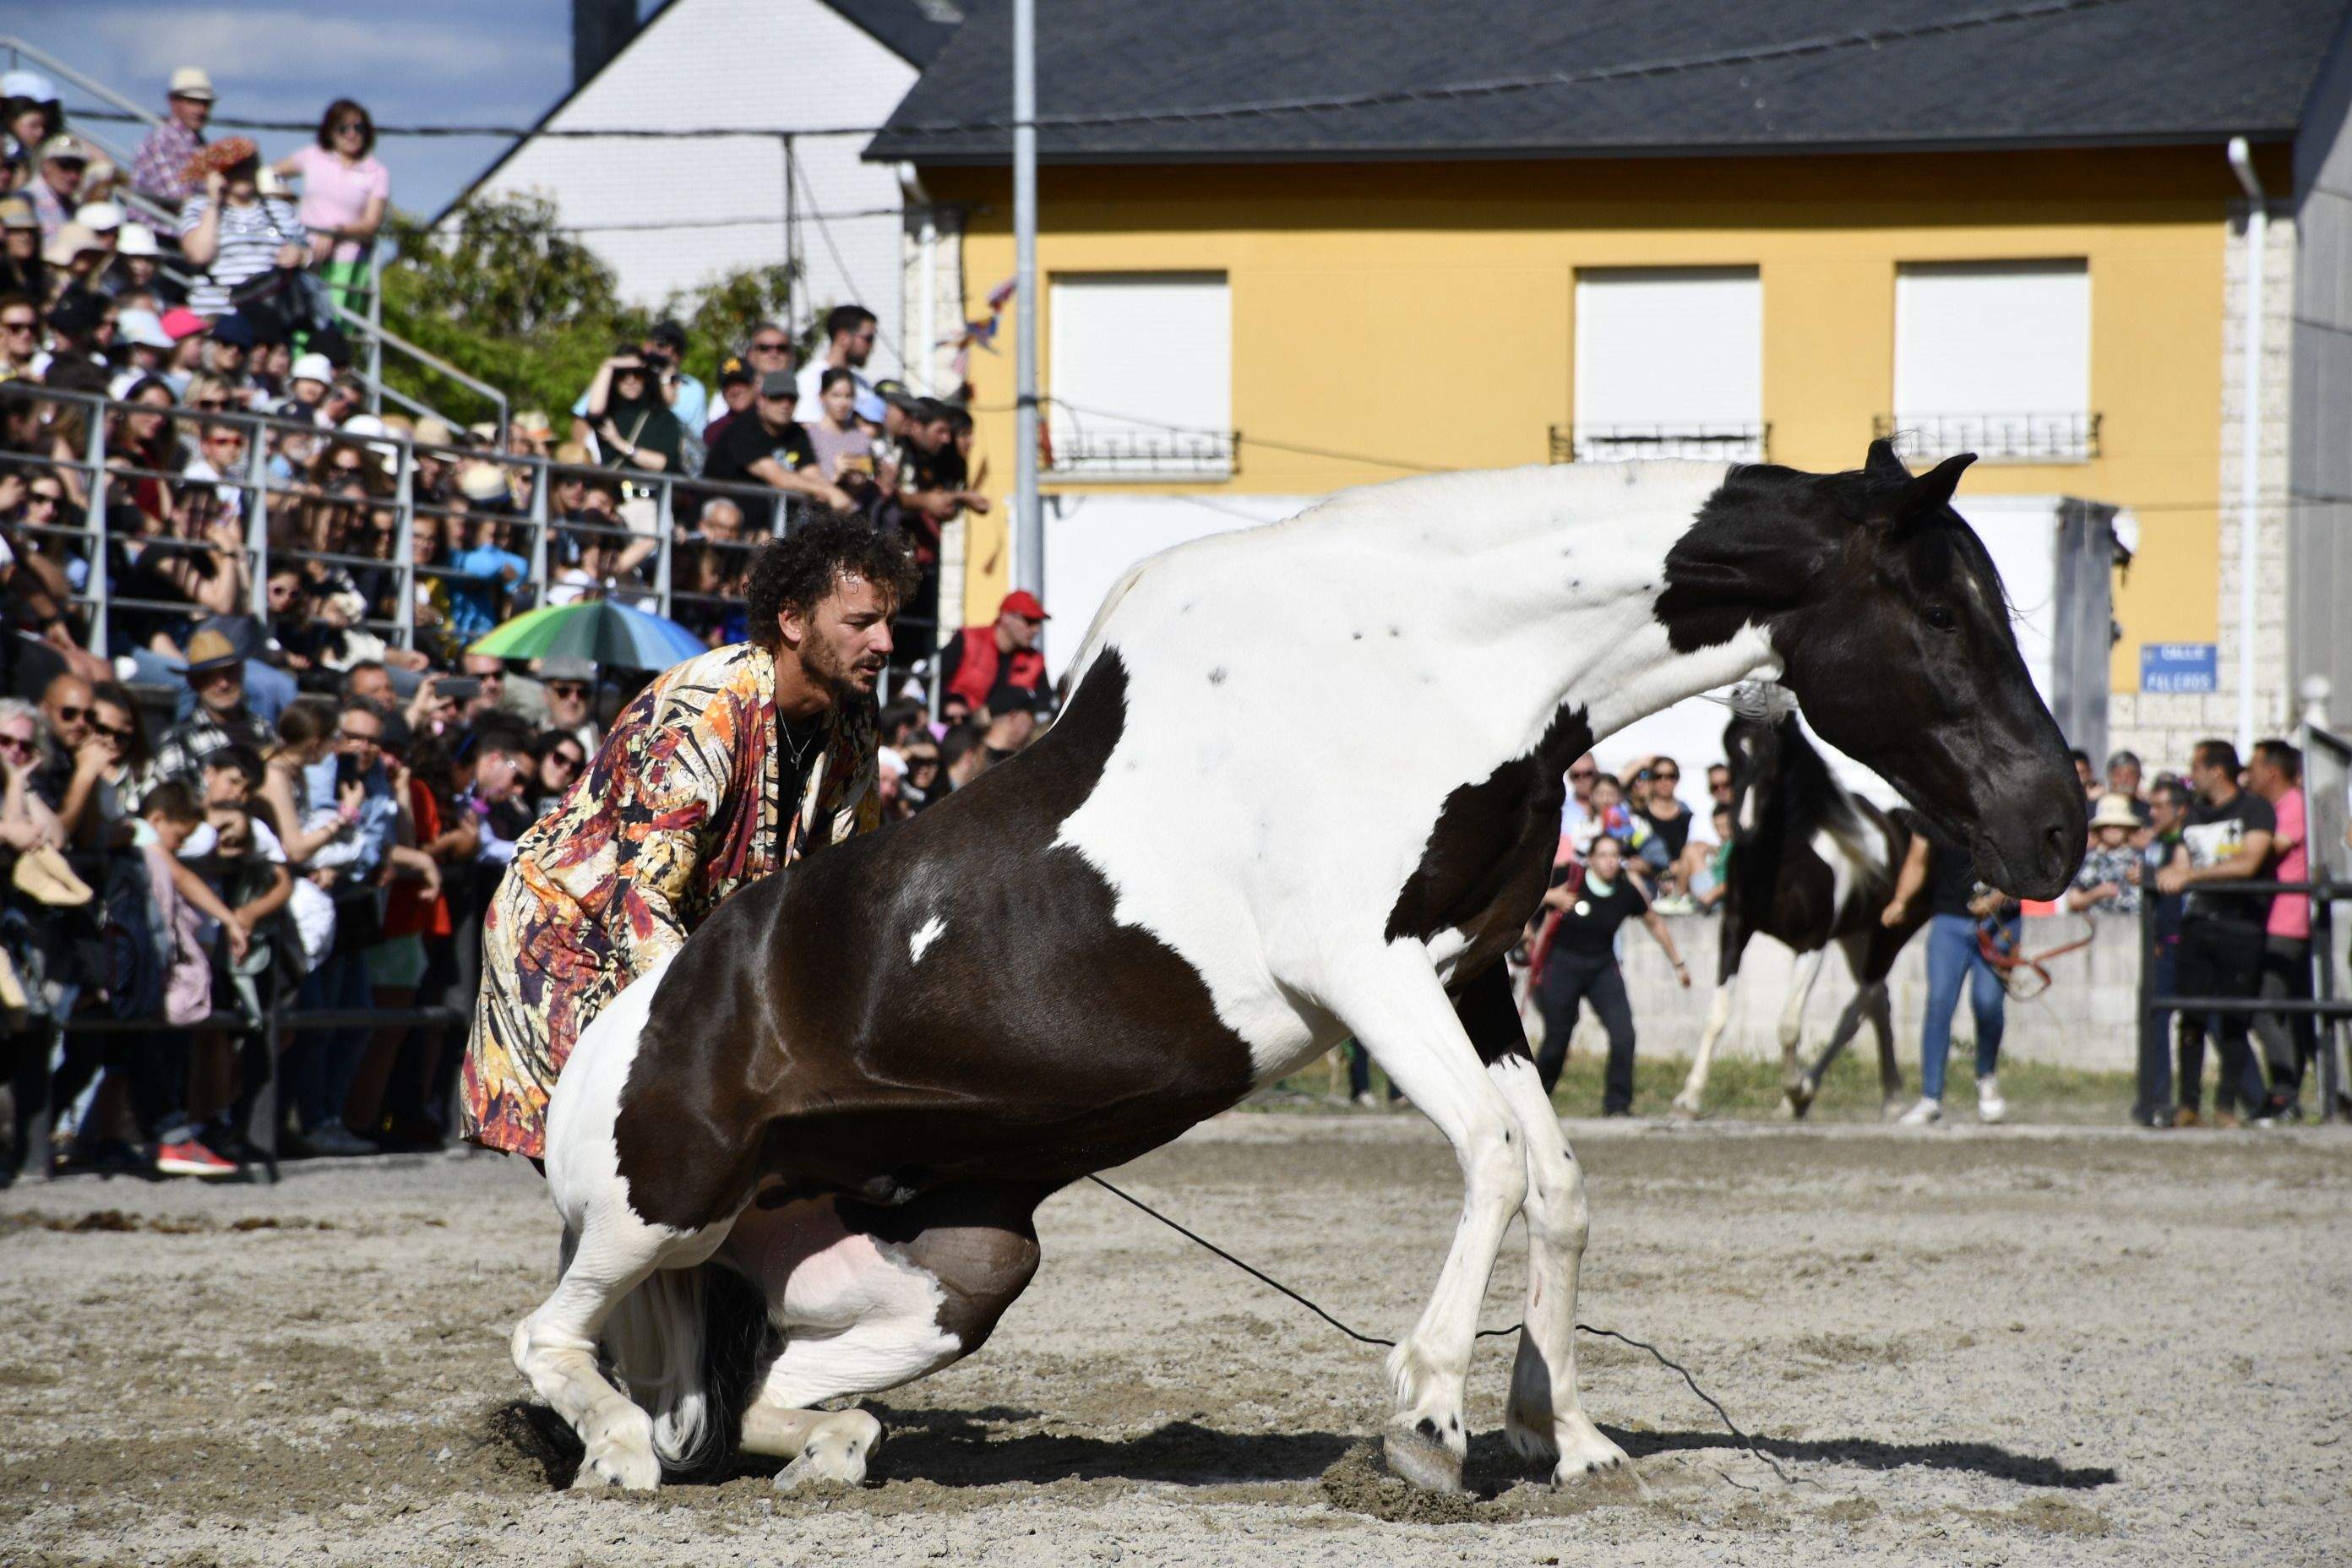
[547,207,902,236]
[55,0,2133,146]
[787,140,907,367]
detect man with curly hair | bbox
[460,514,918,1159]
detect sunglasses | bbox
[1567,767,1598,781]
[549,752,584,770]
[193,399,228,411]
[26,490,61,505]
[749,340,789,352]
[1654,771,1679,783]
[95,721,135,743]
[545,682,588,700]
[335,728,379,747]
[1,318,35,332]
[51,704,88,724]
[331,460,366,475]
[0,733,34,753]
[904,754,939,768]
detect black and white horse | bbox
[514,442,2083,1497]
[1669,695,1930,1119]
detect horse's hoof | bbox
[1549,1413,1630,1485]
[1784,1081,1816,1120]
[774,1412,879,1493]
[1669,1096,1703,1121]
[569,1397,659,1493]
[1383,1420,1466,1494]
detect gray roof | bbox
[867,0,2352,165]
[830,0,964,68]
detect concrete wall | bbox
[2292,15,2352,718]
[1565,913,2148,1076]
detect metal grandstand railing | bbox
[1549,423,1770,464]
[1872,411,2102,463]
[0,384,939,667]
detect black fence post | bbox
[9,1021,60,1184]
[2134,889,2161,1124]
[2315,885,2344,1123]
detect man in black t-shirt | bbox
[2157,738,2277,1124]
[702,372,852,512]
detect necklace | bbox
[781,714,820,773]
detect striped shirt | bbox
[175,195,302,317]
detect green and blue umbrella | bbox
[466,599,706,670]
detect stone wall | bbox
[2106,197,2297,776]
[1561,912,2148,1074]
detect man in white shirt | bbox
[796,303,876,408]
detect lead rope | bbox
[1086,1173,1800,1486]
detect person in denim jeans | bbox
[1884,835,2016,1125]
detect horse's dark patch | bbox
[614,650,1257,1234]
[1207,666,1228,685]
[1385,703,1593,960]
[1652,466,1832,656]
[1450,963,1531,1067]
[845,1183,1048,1351]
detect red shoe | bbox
[155,1138,238,1179]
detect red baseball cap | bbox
[159,307,207,342]
[1000,590,1049,621]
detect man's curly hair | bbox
[744,511,922,648]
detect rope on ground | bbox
[1085,1173,1802,1485]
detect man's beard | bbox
[798,632,879,705]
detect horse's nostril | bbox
[2043,824,2072,868]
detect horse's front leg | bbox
[1333,950,1527,1493]
[1452,966,1626,1484]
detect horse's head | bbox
[1659,440,2084,899]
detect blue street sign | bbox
[2140,642,2218,694]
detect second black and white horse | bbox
[514,441,2083,1498]
[1669,695,1930,1119]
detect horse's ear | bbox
[1864,438,1911,486]
[1896,453,1975,523]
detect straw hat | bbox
[2088,792,2142,831]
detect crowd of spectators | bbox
[0,65,1017,1183]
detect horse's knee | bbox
[1525,1156,1588,1255]
[904,1221,1042,1355]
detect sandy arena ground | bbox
[3,1113,2348,1566]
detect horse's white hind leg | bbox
[1671,976,1738,1118]
[514,954,731,1492]
[1776,947,1827,1112]
[1332,950,1527,1494]
[1490,1054,1626,1484]
[720,1188,1041,1491]
[513,1198,726,1490]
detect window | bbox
[1568,267,1764,462]
[1890,260,2093,460]
[1048,272,1233,479]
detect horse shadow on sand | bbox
[484,1402,2114,1494]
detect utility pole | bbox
[1012,0,1042,596]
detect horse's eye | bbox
[1924,604,1958,633]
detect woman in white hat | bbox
[2066,792,2148,916]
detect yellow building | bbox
[873,0,2352,772]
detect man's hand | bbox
[1880,897,1908,928]
[74,737,112,779]
[820,482,853,511]
[2156,863,2189,896]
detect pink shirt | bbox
[2266,788,2309,939]
[288,144,390,263]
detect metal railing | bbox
[0,35,184,242]
[1549,423,1770,464]
[1044,426,1238,480]
[0,384,942,667]
[2135,876,2349,1124]
[1873,411,2102,463]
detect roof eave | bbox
[864,127,2304,167]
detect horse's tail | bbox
[602,1260,771,1478]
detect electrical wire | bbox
[1085,1173,1803,1486]
[53,0,2135,145]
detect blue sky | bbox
[1,0,647,217]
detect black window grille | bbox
[1871,412,2101,462]
[1548,423,1769,464]
[1045,427,1238,479]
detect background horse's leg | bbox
[1775,946,1829,1113]
[1672,922,1747,1118]
[721,1183,1044,1490]
[1335,952,1527,1494]
[1792,933,1879,1116]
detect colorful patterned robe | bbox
[460,641,879,1157]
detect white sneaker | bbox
[1352,1091,1378,1110]
[1896,1097,1942,1126]
[1977,1076,2008,1125]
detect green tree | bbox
[377,194,803,432]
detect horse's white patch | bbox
[908,916,946,965]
